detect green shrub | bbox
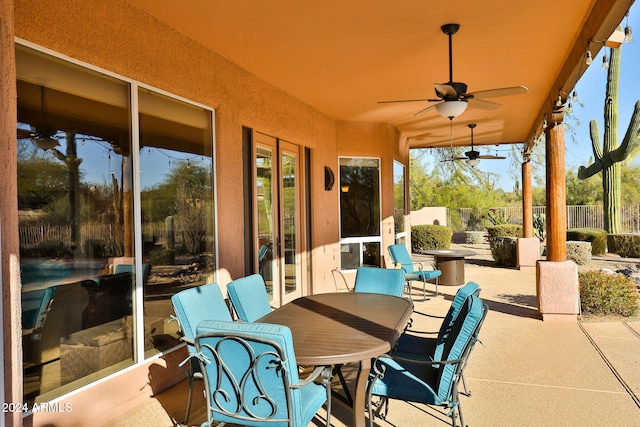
[607,233,640,258]
[579,271,638,317]
[411,225,452,253]
[491,236,517,266]
[566,241,592,265]
[567,228,607,255]
[487,224,522,250]
[149,248,176,265]
[465,231,485,244]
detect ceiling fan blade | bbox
[467,98,501,110]
[377,98,432,104]
[477,154,506,159]
[434,83,458,98]
[452,156,468,160]
[413,103,438,117]
[468,86,528,99]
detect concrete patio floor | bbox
[106,246,640,426]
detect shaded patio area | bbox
[106,248,640,426]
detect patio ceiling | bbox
[127,0,633,151]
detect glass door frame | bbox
[251,132,306,307]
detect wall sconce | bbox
[324,166,334,191]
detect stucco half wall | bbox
[410,206,448,227]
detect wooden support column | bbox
[1,1,23,425]
[517,156,540,271]
[522,159,533,238]
[537,106,578,321]
[545,109,567,262]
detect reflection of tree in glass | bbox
[168,160,211,255]
[17,139,69,214]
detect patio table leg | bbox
[353,358,371,427]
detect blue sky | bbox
[422,6,640,192]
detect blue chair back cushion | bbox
[171,283,232,354]
[436,295,484,400]
[432,281,481,360]
[353,267,405,297]
[195,320,326,427]
[227,274,272,322]
[387,244,416,274]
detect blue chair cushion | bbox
[353,266,405,297]
[171,282,232,352]
[227,274,272,322]
[394,281,481,362]
[370,357,443,405]
[372,295,484,405]
[196,320,326,427]
[388,244,441,281]
[436,295,484,400]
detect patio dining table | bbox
[258,292,413,427]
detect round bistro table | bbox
[423,249,477,286]
[259,292,413,427]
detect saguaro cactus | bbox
[578,44,640,233]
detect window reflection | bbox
[17,46,135,404]
[139,89,216,356]
[16,45,217,405]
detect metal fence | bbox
[452,205,640,233]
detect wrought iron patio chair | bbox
[366,294,488,427]
[195,319,332,427]
[227,273,273,322]
[170,282,233,424]
[388,243,442,299]
[394,281,481,395]
[353,266,405,298]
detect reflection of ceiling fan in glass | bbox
[16,86,61,150]
[450,124,506,167]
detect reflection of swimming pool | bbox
[20,261,73,285]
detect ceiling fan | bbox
[17,86,61,150]
[378,23,528,119]
[451,124,506,166]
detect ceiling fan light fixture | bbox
[435,100,467,119]
[465,158,480,167]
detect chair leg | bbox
[183,373,194,425]
[405,280,413,301]
[460,372,471,396]
[322,367,332,427]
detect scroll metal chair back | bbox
[367,295,488,427]
[353,266,405,298]
[170,282,233,424]
[388,244,441,299]
[227,273,273,322]
[195,320,332,427]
